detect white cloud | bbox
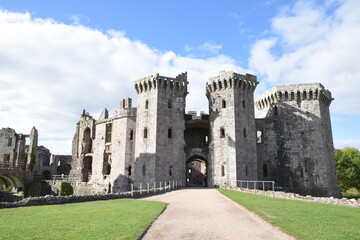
[0,10,244,154]
[184,41,222,57]
[250,0,360,115]
[334,139,360,150]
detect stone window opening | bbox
[142,164,146,176]
[105,123,112,143]
[257,130,263,143]
[309,91,313,100]
[169,166,173,176]
[130,130,134,141]
[205,135,208,144]
[285,92,289,100]
[220,128,225,138]
[300,168,304,178]
[303,90,307,100]
[145,100,149,109]
[7,138,12,147]
[300,132,305,142]
[168,128,172,138]
[4,154,10,167]
[243,128,247,138]
[102,153,111,175]
[144,128,148,139]
[245,165,248,177]
[263,163,268,178]
[128,166,132,176]
[242,100,246,109]
[222,99,226,108]
[290,92,295,100]
[221,165,225,177]
[168,100,172,109]
[273,105,278,116]
[304,160,309,172]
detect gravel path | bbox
[140,188,295,240]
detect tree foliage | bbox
[60,182,73,196]
[335,147,360,192]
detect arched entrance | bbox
[186,156,207,187]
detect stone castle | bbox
[69,70,341,197]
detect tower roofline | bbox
[255,82,334,110]
[134,72,188,94]
[206,70,258,94]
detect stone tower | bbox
[206,71,258,185]
[255,83,341,197]
[134,72,188,183]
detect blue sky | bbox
[0,0,359,154]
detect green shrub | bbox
[60,182,73,196]
[29,151,36,171]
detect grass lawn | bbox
[0,198,166,240]
[219,189,360,240]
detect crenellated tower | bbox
[255,83,341,197]
[206,70,258,185]
[134,72,188,183]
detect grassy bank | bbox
[0,199,166,240]
[219,189,360,240]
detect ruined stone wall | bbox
[207,71,258,185]
[256,83,341,197]
[0,127,37,170]
[0,128,18,167]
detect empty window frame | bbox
[257,130,263,143]
[168,100,172,109]
[144,128,148,139]
[168,128,172,138]
[222,99,226,108]
[220,128,225,138]
[300,132,305,141]
[221,165,225,177]
[169,166,173,176]
[130,130,134,141]
[145,100,149,109]
[243,128,247,138]
[105,123,112,143]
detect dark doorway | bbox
[186,156,207,187]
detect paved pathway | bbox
[140,188,295,240]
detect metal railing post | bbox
[131,184,134,198]
[147,183,150,194]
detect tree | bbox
[335,147,360,192]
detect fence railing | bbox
[129,180,185,197]
[0,163,29,170]
[214,179,275,197]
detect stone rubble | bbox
[224,186,360,208]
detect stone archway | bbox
[186,155,208,187]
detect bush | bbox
[60,182,73,196]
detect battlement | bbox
[256,83,334,110]
[206,70,258,94]
[185,111,209,120]
[134,72,188,94]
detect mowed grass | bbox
[0,198,166,240]
[219,189,360,240]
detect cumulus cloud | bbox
[0,10,244,154]
[249,0,360,115]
